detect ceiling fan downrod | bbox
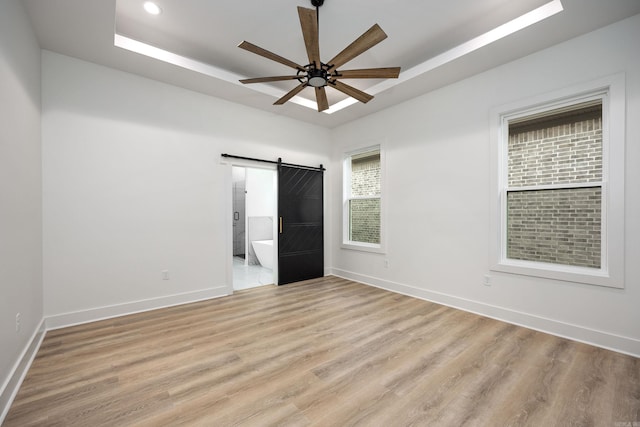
[311,0,323,42]
[308,0,325,86]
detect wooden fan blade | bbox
[327,24,387,71]
[274,83,307,105]
[238,41,304,71]
[240,76,301,84]
[335,67,401,79]
[330,80,374,104]
[315,87,329,112]
[298,7,320,67]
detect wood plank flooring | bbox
[5,276,640,426]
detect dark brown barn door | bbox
[277,165,324,285]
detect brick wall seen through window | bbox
[507,103,602,268]
[349,151,380,244]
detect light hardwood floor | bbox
[5,276,640,426]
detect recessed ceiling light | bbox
[143,2,162,15]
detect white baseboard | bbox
[0,318,46,425]
[331,268,640,358]
[45,286,230,330]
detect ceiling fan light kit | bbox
[307,68,328,88]
[238,0,400,112]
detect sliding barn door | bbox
[278,165,324,285]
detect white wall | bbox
[42,51,331,323]
[0,0,44,414]
[331,14,640,356]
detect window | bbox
[490,74,625,288]
[343,146,384,252]
[507,100,603,268]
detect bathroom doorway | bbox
[231,166,277,290]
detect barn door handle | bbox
[279,217,283,234]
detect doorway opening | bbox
[231,166,277,290]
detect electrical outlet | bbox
[162,270,170,280]
[15,313,21,332]
[483,275,491,286]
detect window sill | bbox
[491,258,623,289]
[341,241,385,254]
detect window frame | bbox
[489,74,625,288]
[342,144,386,253]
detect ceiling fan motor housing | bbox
[307,67,328,87]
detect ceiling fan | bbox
[238,0,401,112]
